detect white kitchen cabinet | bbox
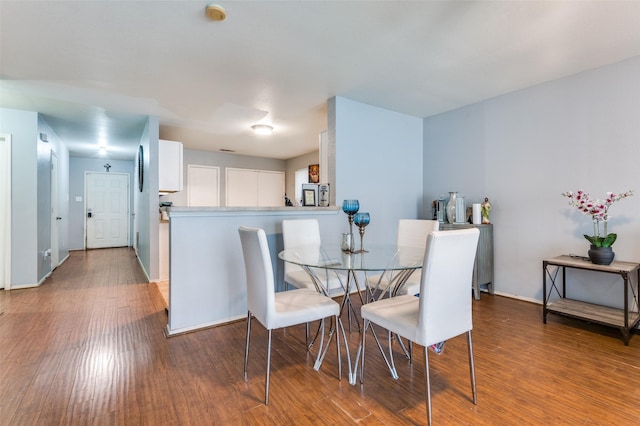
[159,139,183,193]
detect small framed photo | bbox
[302,189,316,206]
[308,164,320,183]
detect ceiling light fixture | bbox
[251,124,273,136]
[205,4,226,21]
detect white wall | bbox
[423,55,640,306]
[331,96,424,244]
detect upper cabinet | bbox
[159,139,183,193]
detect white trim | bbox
[0,134,11,290]
[9,283,40,290]
[136,252,150,283]
[168,206,340,219]
[165,314,245,337]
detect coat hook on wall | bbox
[104,163,111,172]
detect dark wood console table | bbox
[542,255,640,345]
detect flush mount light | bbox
[205,4,226,21]
[251,124,273,135]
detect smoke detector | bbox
[205,4,226,21]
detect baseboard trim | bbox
[493,291,541,305]
[135,253,151,283]
[165,314,245,337]
[9,282,40,290]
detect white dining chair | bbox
[238,226,342,405]
[367,219,439,298]
[360,228,480,425]
[282,219,347,296]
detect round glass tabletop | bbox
[278,244,424,272]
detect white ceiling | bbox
[2,0,640,161]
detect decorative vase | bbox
[455,194,466,224]
[588,245,615,265]
[446,192,457,224]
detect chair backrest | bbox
[282,219,322,274]
[238,226,275,326]
[397,219,439,249]
[417,228,479,346]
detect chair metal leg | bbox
[312,319,326,369]
[360,318,367,384]
[265,329,272,405]
[367,324,399,380]
[424,346,432,426]
[244,311,251,381]
[305,322,310,350]
[336,316,342,380]
[467,330,477,404]
[396,334,411,361]
[386,330,398,378]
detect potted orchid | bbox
[562,189,633,264]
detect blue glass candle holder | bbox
[353,212,370,253]
[342,200,359,251]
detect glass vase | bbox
[446,191,457,224]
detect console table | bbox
[441,223,493,300]
[542,255,640,345]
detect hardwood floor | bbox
[2,247,640,425]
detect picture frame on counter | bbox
[303,189,316,206]
[318,183,330,207]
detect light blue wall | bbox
[331,96,424,245]
[38,117,70,269]
[68,157,134,250]
[135,117,160,281]
[423,55,640,305]
[0,108,38,286]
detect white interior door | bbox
[187,164,220,206]
[257,171,285,206]
[0,134,11,289]
[50,152,59,268]
[226,168,285,207]
[86,172,130,249]
[226,168,258,206]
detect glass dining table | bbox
[278,244,424,384]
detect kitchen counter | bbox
[165,206,343,336]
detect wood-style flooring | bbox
[1,247,640,425]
